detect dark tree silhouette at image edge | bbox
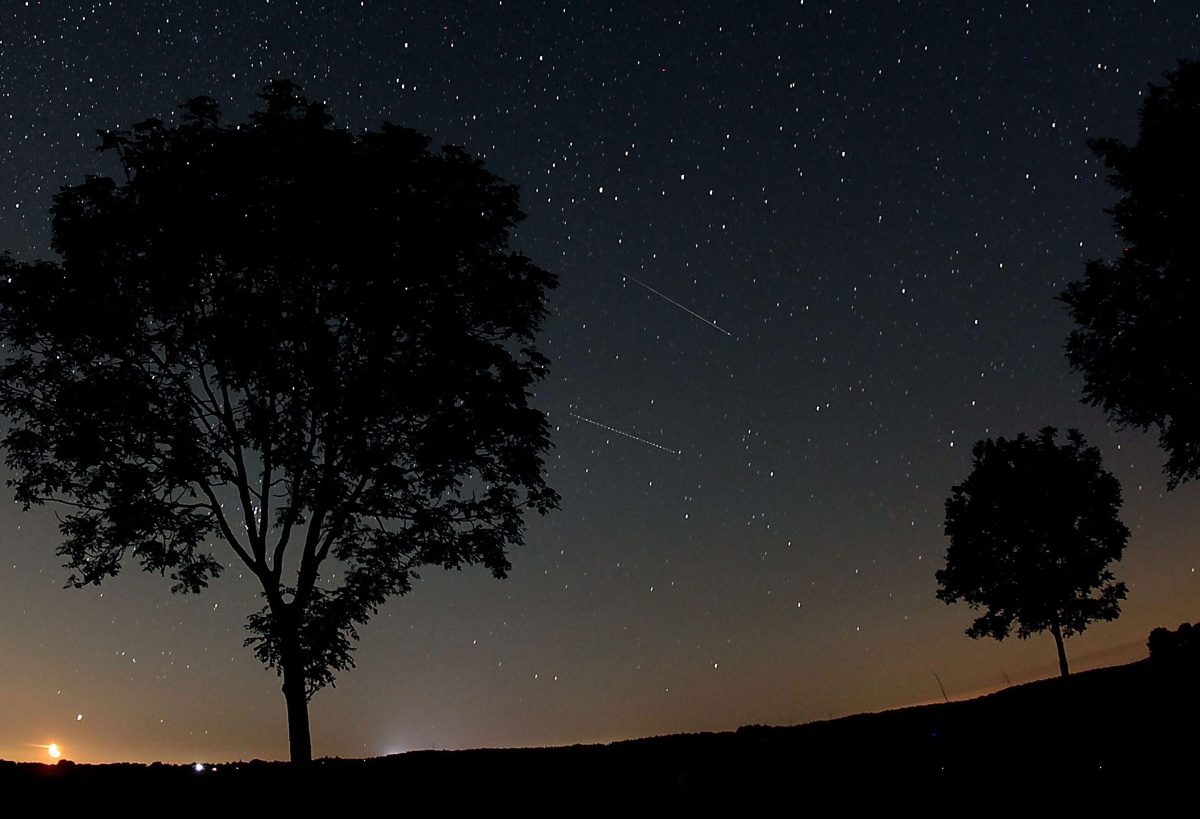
[937,428,1130,677]
[1061,59,1200,488]
[0,81,559,763]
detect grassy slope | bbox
[5,655,1194,811]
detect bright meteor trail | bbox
[570,412,682,455]
[622,274,733,337]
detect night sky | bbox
[2,1,1199,765]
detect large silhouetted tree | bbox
[937,428,1129,677]
[0,81,559,762]
[1061,59,1200,488]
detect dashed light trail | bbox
[569,412,682,455]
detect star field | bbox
[2,1,1199,763]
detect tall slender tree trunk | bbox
[282,661,313,763]
[278,607,313,764]
[1050,621,1070,677]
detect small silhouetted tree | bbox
[1061,59,1200,488]
[1148,622,1200,666]
[1142,619,1200,658]
[0,81,559,762]
[936,427,1129,677]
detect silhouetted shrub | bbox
[1148,622,1200,663]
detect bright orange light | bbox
[47,743,61,759]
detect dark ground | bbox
[5,651,1195,812]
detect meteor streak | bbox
[29,743,62,759]
[622,274,733,337]
[570,412,681,455]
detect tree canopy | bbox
[0,80,559,762]
[936,427,1129,677]
[1061,59,1200,488]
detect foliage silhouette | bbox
[0,80,559,762]
[1148,622,1200,666]
[937,427,1129,677]
[1061,59,1200,488]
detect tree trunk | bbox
[1050,621,1070,677]
[282,664,312,764]
[278,609,313,764]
